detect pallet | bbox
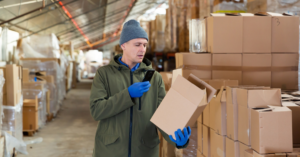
[23,130,37,136]
[47,113,53,122]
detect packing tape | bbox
[212,66,242,71]
[271,66,298,72]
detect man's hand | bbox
[169,126,191,147]
[128,81,151,98]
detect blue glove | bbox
[169,126,191,147]
[128,81,151,98]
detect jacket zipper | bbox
[128,71,133,157]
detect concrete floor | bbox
[19,80,97,157]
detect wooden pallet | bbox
[47,113,53,122]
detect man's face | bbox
[121,38,148,64]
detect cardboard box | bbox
[160,72,172,92]
[162,138,175,157]
[197,149,205,157]
[283,102,300,145]
[241,13,272,53]
[251,107,293,154]
[207,13,243,53]
[198,122,203,153]
[212,54,242,83]
[23,97,39,131]
[247,0,267,13]
[175,53,212,79]
[203,125,211,157]
[239,142,250,157]
[287,148,300,157]
[0,65,22,106]
[209,86,226,135]
[244,149,287,157]
[226,137,239,157]
[242,54,271,86]
[20,58,61,65]
[272,54,299,90]
[22,68,30,83]
[237,88,282,146]
[151,74,216,137]
[204,79,239,90]
[203,103,210,127]
[269,12,299,53]
[210,129,226,157]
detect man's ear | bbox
[121,43,125,51]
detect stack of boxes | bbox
[176,12,299,90]
[166,12,300,157]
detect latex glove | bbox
[169,126,191,147]
[128,81,151,98]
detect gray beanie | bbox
[119,20,148,46]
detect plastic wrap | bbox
[2,97,23,143]
[0,70,5,132]
[213,1,246,13]
[22,89,46,128]
[19,33,60,58]
[20,61,65,101]
[189,19,206,53]
[183,127,197,157]
[4,132,27,157]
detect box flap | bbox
[225,13,241,16]
[247,89,282,108]
[240,13,255,16]
[267,12,283,16]
[172,68,183,86]
[221,90,226,103]
[172,75,206,107]
[210,13,226,16]
[187,74,216,103]
[282,101,298,107]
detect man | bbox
[90,19,191,157]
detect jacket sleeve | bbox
[155,73,189,149]
[89,68,135,121]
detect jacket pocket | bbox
[98,134,119,146]
[141,137,160,148]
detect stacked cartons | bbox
[23,96,39,132]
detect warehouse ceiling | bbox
[0,0,166,50]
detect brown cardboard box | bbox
[226,137,239,157]
[175,53,212,79]
[204,79,239,90]
[226,86,263,141]
[203,125,211,157]
[197,113,203,123]
[283,102,300,145]
[269,12,299,53]
[23,96,39,131]
[287,148,300,157]
[203,103,210,127]
[237,88,282,146]
[272,54,299,90]
[212,54,242,83]
[22,68,30,83]
[209,86,226,136]
[0,64,22,106]
[160,72,172,92]
[151,74,216,137]
[251,107,293,154]
[242,54,271,86]
[210,129,226,157]
[241,13,272,53]
[198,122,203,153]
[239,142,250,157]
[244,149,287,157]
[247,0,267,13]
[162,138,176,157]
[207,13,243,53]
[197,149,205,157]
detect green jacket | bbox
[90,54,186,157]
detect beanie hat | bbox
[119,20,148,46]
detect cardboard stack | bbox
[23,96,39,132]
[176,12,299,90]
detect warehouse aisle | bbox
[19,80,97,157]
